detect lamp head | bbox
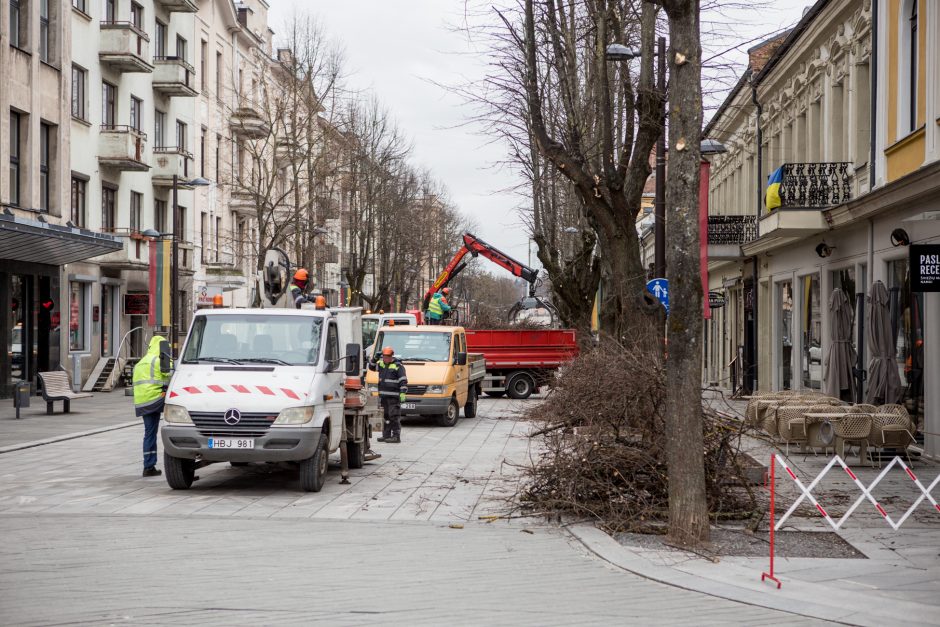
[605,43,640,61]
[815,242,834,258]
[185,177,212,187]
[890,228,911,247]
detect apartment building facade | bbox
[703,0,940,457]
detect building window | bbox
[216,51,223,98]
[71,66,87,120]
[801,274,822,390]
[154,110,165,147]
[908,0,918,132]
[71,177,87,227]
[101,186,116,231]
[72,0,85,12]
[176,35,187,61]
[9,0,22,48]
[39,0,50,62]
[154,20,166,58]
[200,40,208,91]
[9,111,21,206]
[130,1,142,29]
[215,133,221,177]
[178,205,187,240]
[69,282,88,351]
[102,81,116,127]
[40,123,51,213]
[130,191,142,232]
[200,128,206,177]
[200,211,208,262]
[104,0,114,21]
[130,96,142,132]
[215,216,221,262]
[154,199,167,233]
[176,120,187,151]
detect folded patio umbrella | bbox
[865,280,901,405]
[824,288,857,401]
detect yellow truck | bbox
[365,325,485,427]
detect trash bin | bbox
[13,380,30,419]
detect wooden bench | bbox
[37,371,93,414]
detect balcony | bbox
[152,147,193,187]
[178,241,195,273]
[706,215,757,260]
[204,253,247,289]
[95,231,150,270]
[230,105,270,139]
[153,57,197,97]
[99,22,153,73]
[229,190,257,216]
[154,0,197,13]
[759,162,852,239]
[98,126,149,171]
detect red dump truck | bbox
[465,329,578,399]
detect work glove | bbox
[399,393,406,402]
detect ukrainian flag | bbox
[149,239,171,327]
[765,166,783,211]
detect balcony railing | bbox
[777,162,853,209]
[707,215,757,245]
[99,21,153,73]
[153,56,197,97]
[98,125,149,171]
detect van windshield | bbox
[183,314,322,366]
[375,331,452,362]
[362,318,379,350]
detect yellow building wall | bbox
[885,0,928,182]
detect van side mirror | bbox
[456,351,467,366]
[345,343,361,376]
[159,340,172,374]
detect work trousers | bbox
[142,412,160,469]
[426,317,441,325]
[380,396,401,438]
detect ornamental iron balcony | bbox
[99,22,153,73]
[153,57,197,97]
[777,162,853,209]
[707,215,757,245]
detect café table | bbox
[804,412,872,466]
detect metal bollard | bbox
[13,380,30,420]
[339,440,350,484]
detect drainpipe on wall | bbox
[750,82,763,393]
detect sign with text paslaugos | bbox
[910,244,940,292]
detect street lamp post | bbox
[164,175,211,356]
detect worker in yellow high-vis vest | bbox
[133,335,172,477]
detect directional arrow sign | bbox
[646,278,669,313]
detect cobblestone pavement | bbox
[0,394,819,625]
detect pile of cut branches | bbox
[515,340,758,533]
[463,307,547,330]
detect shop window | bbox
[69,282,88,351]
[888,259,924,424]
[801,274,822,390]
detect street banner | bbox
[149,239,171,327]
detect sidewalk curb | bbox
[0,421,138,454]
[566,523,937,627]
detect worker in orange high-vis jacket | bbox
[289,268,312,309]
[369,346,408,443]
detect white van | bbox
[161,307,376,492]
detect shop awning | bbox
[0,212,121,265]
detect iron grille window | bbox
[71,177,86,227]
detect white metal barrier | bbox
[762,453,940,588]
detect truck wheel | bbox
[299,434,328,492]
[436,398,461,427]
[484,390,506,398]
[165,453,195,490]
[347,439,365,469]
[464,386,478,418]
[507,372,535,400]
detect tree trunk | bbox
[661,0,709,547]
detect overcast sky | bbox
[268,0,811,265]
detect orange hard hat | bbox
[293,268,309,281]
[441,287,450,295]
[381,346,394,356]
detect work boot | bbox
[386,436,401,444]
[364,450,382,462]
[142,467,162,477]
[377,436,390,443]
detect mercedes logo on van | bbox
[223,408,241,425]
